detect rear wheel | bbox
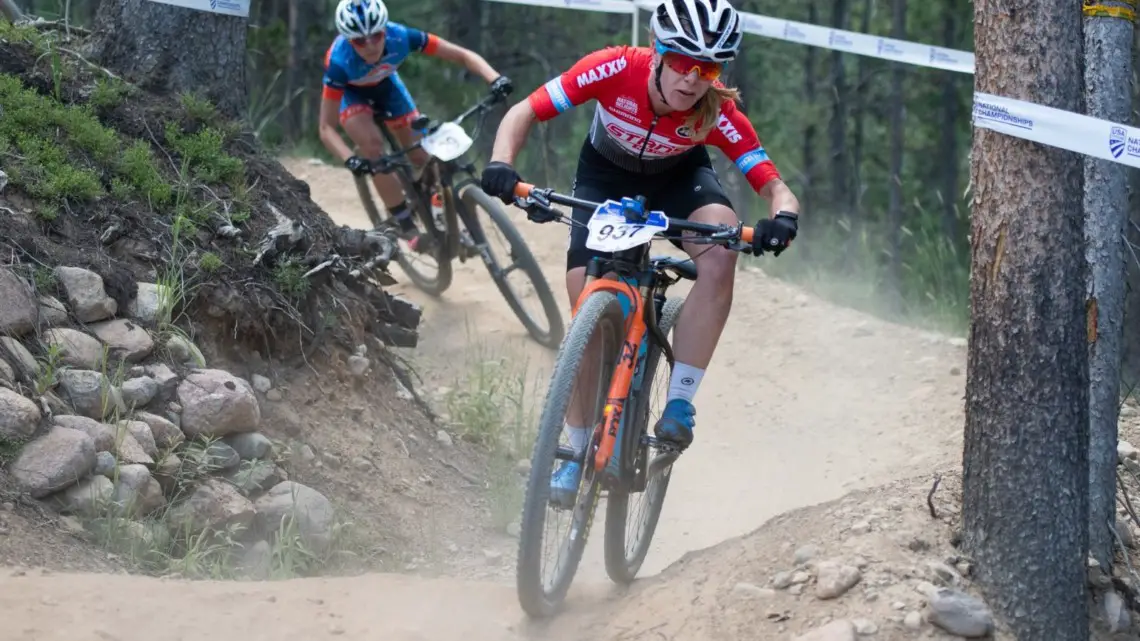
[516,290,625,618]
[602,296,684,584]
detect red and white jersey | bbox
[527,45,781,191]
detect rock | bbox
[152,453,181,494]
[58,370,124,420]
[37,296,68,328]
[240,540,272,579]
[9,427,97,498]
[0,269,37,336]
[110,464,166,516]
[734,582,776,598]
[903,611,923,630]
[436,429,453,446]
[794,544,820,565]
[1104,589,1131,633]
[52,416,114,452]
[50,474,114,516]
[222,460,284,495]
[772,571,794,589]
[348,355,370,377]
[789,584,804,595]
[42,328,106,370]
[792,620,856,641]
[926,588,994,637]
[254,481,336,555]
[850,520,872,535]
[132,411,184,450]
[0,358,13,386]
[265,389,283,402]
[948,337,967,348]
[791,571,811,584]
[0,337,38,383]
[223,432,273,460]
[120,377,158,409]
[53,266,116,322]
[0,387,41,441]
[109,428,154,467]
[205,441,241,471]
[128,282,170,324]
[1117,517,1136,549]
[251,374,272,393]
[167,478,256,536]
[1119,440,1139,462]
[851,619,878,635]
[89,319,154,363]
[143,363,179,399]
[1089,556,1113,590]
[165,335,205,368]
[94,451,116,476]
[117,421,157,458]
[177,370,260,438]
[815,562,862,599]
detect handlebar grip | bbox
[740,226,754,244]
[514,182,534,198]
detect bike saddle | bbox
[650,256,698,281]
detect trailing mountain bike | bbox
[508,181,760,618]
[351,91,565,350]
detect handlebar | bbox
[366,90,505,175]
[511,181,756,247]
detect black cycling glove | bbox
[752,211,798,256]
[345,155,372,176]
[481,161,521,205]
[490,76,514,100]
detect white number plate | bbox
[421,122,473,162]
[585,199,669,252]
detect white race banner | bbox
[146,0,249,17]
[972,92,1140,170]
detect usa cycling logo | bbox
[1110,126,1127,159]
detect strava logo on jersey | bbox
[604,122,684,157]
[576,57,628,88]
[716,113,742,143]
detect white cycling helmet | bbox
[650,0,742,63]
[335,0,388,39]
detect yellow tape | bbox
[1083,3,1137,20]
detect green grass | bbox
[443,329,544,532]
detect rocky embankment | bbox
[0,265,335,575]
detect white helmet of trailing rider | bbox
[335,0,388,40]
[649,0,742,63]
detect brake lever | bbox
[513,194,559,224]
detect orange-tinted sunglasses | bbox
[350,33,385,47]
[663,51,723,81]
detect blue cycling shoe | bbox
[549,460,582,508]
[653,398,696,450]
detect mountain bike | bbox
[508,181,760,618]
[351,91,565,350]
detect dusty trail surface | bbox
[0,157,969,640]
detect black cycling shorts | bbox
[565,138,735,272]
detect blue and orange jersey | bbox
[321,22,440,101]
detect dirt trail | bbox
[0,157,969,640]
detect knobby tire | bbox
[516,290,625,618]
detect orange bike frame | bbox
[571,273,649,473]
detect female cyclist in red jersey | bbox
[480,0,801,502]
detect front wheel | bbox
[459,185,565,350]
[602,296,684,584]
[516,290,625,618]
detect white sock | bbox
[566,423,588,455]
[667,362,705,404]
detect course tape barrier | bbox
[485,0,1140,171]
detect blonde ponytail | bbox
[684,84,741,141]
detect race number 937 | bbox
[585,205,669,253]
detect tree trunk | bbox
[802,0,819,245]
[828,0,850,217]
[886,0,906,308]
[0,0,23,22]
[962,0,1088,637]
[938,8,961,246]
[86,0,249,120]
[1083,0,1134,574]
